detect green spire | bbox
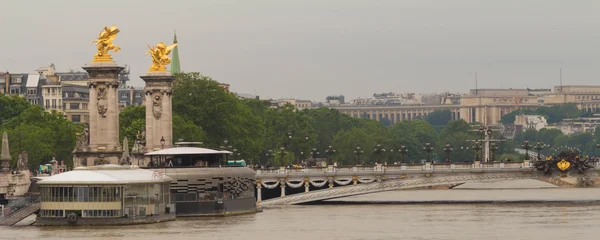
[170,30,181,74]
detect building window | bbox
[121,93,128,99]
[70,103,80,110]
[72,115,81,122]
[84,115,90,122]
[52,99,56,108]
[82,103,88,110]
[45,99,50,108]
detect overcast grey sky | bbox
[2,0,600,101]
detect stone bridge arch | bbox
[258,172,536,206]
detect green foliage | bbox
[500,103,582,124]
[172,72,264,160]
[379,117,392,127]
[425,110,452,126]
[0,96,81,170]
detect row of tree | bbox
[5,72,600,170]
[118,73,521,166]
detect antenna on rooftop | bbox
[560,68,563,92]
[475,72,478,95]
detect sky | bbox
[2,0,600,101]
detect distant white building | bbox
[515,114,547,131]
[550,114,600,135]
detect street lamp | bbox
[522,139,531,161]
[325,145,336,165]
[443,144,453,163]
[423,142,433,163]
[373,144,386,164]
[160,136,165,149]
[490,142,499,162]
[398,145,408,164]
[220,139,233,165]
[265,149,274,166]
[279,147,286,166]
[287,132,293,165]
[534,141,544,161]
[472,141,482,162]
[353,146,363,165]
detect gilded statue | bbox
[146,42,178,72]
[90,25,121,62]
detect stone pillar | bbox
[73,63,124,167]
[0,132,11,172]
[256,184,262,203]
[304,180,310,193]
[280,182,286,197]
[140,73,175,153]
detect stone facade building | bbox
[332,86,600,126]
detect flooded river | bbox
[2,188,600,240]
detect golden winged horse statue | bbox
[90,25,121,62]
[146,42,178,72]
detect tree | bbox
[425,110,452,126]
[0,98,81,169]
[331,128,384,165]
[379,117,391,127]
[172,72,264,160]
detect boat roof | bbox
[145,147,232,156]
[37,164,172,185]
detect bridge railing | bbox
[255,161,534,176]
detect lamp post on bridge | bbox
[472,141,482,162]
[443,144,453,163]
[398,145,408,164]
[287,132,293,166]
[278,147,287,167]
[522,139,531,161]
[373,144,385,164]
[310,148,319,166]
[220,139,233,165]
[301,133,309,165]
[265,149,274,167]
[490,142,499,162]
[423,142,433,163]
[325,145,336,166]
[534,141,544,161]
[354,147,363,165]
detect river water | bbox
[3,188,600,240]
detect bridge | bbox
[255,161,600,206]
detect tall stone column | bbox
[1,132,11,172]
[141,73,174,153]
[73,63,124,167]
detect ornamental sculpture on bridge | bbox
[90,25,121,62]
[145,42,178,72]
[533,149,594,176]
